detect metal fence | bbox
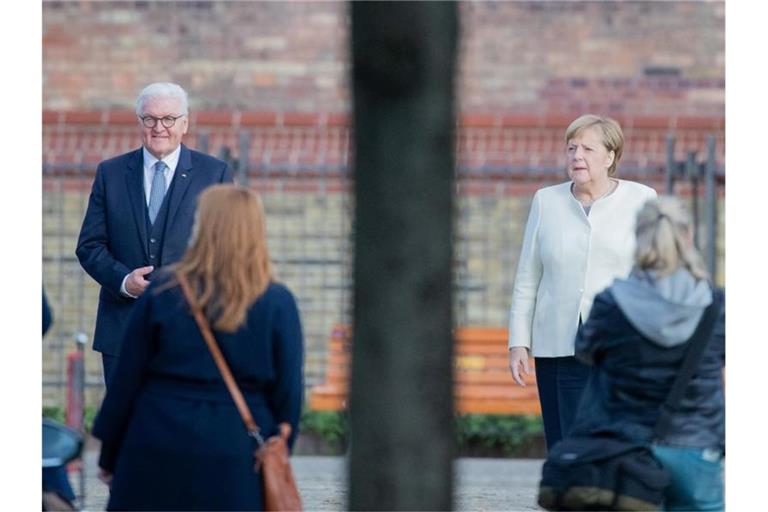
[42,131,725,410]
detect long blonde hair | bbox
[175,185,274,332]
[634,196,708,280]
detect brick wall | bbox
[43,1,724,117]
[43,1,350,111]
[458,1,725,116]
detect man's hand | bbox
[125,265,154,297]
[98,468,113,487]
[508,346,531,387]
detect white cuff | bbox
[120,274,138,299]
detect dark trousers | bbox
[102,353,117,389]
[535,355,590,451]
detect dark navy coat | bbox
[92,273,304,511]
[570,288,725,451]
[76,144,233,356]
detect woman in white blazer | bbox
[507,114,657,449]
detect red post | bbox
[65,333,88,504]
[65,351,84,430]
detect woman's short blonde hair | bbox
[174,185,274,332]
[565,114,624,176]
[634,196,708,280]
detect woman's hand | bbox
[508,347,531,386]
[98,468,113,487]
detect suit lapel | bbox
[124,149,149,259]
[166,144,193,228]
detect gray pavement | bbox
[75,448,543,511]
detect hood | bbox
[610,267,713,347]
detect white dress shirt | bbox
[141,146,180,205]
[508,179,657,357]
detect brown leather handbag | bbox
[178,274,303,512]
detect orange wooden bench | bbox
[308,325,541,415]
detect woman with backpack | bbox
[567,196,725,510]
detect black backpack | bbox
[538,435,670,510]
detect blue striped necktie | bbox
[148,161,168,224]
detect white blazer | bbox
[508,180,657,357]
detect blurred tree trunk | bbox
[348,1,459,510]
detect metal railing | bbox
[665,134,723,279]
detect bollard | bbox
[66,332,88,508]
[65,344,85,429]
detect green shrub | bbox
[455,414,543,455]
[43,404,543,456]
[300,410,348,443]
[84,406,97,431]
[42,406,65,424]
[300,410,543,456]
[42,405,98,431]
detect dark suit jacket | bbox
[76,144,233,355]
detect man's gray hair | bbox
[135,82,189,116]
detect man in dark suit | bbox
[76,82,233,386]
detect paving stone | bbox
[74,447,543,511]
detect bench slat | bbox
[317,372,534,387]
[309,393,541,415]
[457,399,541,415]
[455,371,534,385]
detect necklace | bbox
[572,179,617,206]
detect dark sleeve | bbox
[575,290,616,366]
[91,288,156,471]
[75,164,132,296]
[43,289,53,336]
[267,289,304,450]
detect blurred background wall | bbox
[42,0,724,408]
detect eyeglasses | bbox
[139,114,186,128]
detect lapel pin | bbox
[181,173,188,178]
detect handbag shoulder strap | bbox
[177,273,265,444]
[654,288,722,438]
